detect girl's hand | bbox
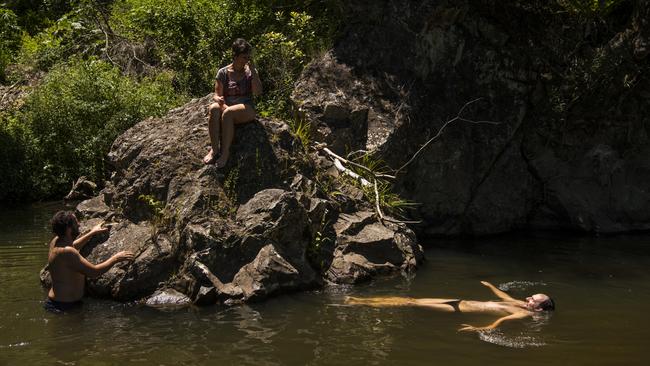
[246,61,257,74]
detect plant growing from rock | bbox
[138,194,173,237]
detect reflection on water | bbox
[1,204,650,365]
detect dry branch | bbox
[333,158,371,186]
[323,147,396,180]
[395,98,501,174]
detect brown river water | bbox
[1,202,649,366]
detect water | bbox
[1,203,650,366]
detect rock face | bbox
[64,176,97,202]
[293,0,650,235]
[40,94,424,305]
[326,211,422,283]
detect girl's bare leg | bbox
[203,103,224,164]
[344,296,416,307]
[345,296,459,312]
[215,103,256,168]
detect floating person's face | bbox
[525,293,551,311]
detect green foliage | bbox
[15,58,183,199]
[205,162,241,217]
[110,0,224,94]
[288,115,311,151]
[306,211,332,272]
[0,0,344,202]
[361,179,417,218]
[254,11,326,117]
[0,7,22,82]
[110,0,342,112]
[138,194,175,235]
[16,7,105,71]
[3,0,72,35]
[350,152,417,218]
[138,194,164,218]
[0,114,33,200]
[557,0,625,17]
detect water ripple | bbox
[478,329,547,348]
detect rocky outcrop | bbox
[64,176,97,202]
[326,211,422,283]
[293,0,650,235]
[40,94,424,305]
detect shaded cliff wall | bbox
[295,0,650,236]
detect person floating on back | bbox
[45,211,134,313]
[345,281,555,331]
[203,38,263,167]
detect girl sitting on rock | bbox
[203,38,262,167]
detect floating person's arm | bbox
[72,223,108,251]
[480,281,519,302]
[458,312,530,332]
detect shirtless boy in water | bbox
[45,211,134,313]
[345,281,555,331]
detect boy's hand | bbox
[91,222,109,235]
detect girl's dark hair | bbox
[232,38,252,57]
[539,297,555,311]
[51,211,77,237]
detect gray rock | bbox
[145,288,191,308]
[292,52,391,154]
[76,194,111,220]
[232,244,315,301]
[326,211,423,284]
[64,176,97,202]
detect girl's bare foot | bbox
[203,149,216,164]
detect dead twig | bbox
[395,98,501,174]
[333,158,371,186]
[373,178,385,221]
[323,147,396,180]
[0,78,23,105]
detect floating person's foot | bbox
[214,154,229,168]
[203,149,216,165]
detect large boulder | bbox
[40,94,424,304]
[326,211,423,284]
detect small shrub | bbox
[0,114,34,200]
[288,115,311,151]
[0,7,22,82]
[16,8,105,71]
[19,57,184,198]
[557,0,625,17]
